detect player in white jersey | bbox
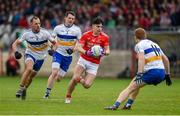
[12,16,56,100]
[105,28,172,110]
[44,11,82,98]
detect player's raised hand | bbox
[14,51,22,59]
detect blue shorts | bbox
[25,54,44,71]
[52,52,72,72]
[142,69,165,85]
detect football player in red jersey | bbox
[65,17,110,103]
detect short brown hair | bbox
[65,11,76,17]
[134,28,147,40]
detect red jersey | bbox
[79,30,109,64]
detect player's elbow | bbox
[162,55,170,64]
[12,39,20,52]
[12,42,17,51]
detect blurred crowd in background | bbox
[0,0,180,50]
[0,0,180,77]
[0,0,180,30]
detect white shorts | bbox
[77,57,99,75]
[52,62,66,77]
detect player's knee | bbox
[72,77,77,84]
[27,78,32,85]
[83,83,92,89]
[72,76,81,84]
[127,85,137,92]
[28,77,32,82]
[26,67,33,73]
[56,75,62,82]
[51,70,59,78]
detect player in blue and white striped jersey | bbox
[105,28,172,110]
[12,16,56,100]
[44,11,82,99]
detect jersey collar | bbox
[64,23,73,28]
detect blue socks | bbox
[113,99,134,108]
[113,101,121,108]
[125,99,134,107]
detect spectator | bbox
[6,51,20,76]
[0,0,179,30]
[160,10,171,28]
[138,13,151,29]
[18,15,28,28]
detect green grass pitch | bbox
[0,76,180,115]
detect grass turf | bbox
[0,76,180,115]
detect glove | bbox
[48,49,55,56]
[85,49,93,56]
[165,74,172,86]
[134,73,143,85]
[66,49,73,55]
[14,51,22,59]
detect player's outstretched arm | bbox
[162,54,172,86]
[162,54,170,75]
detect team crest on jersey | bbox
[95,39,101,44]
